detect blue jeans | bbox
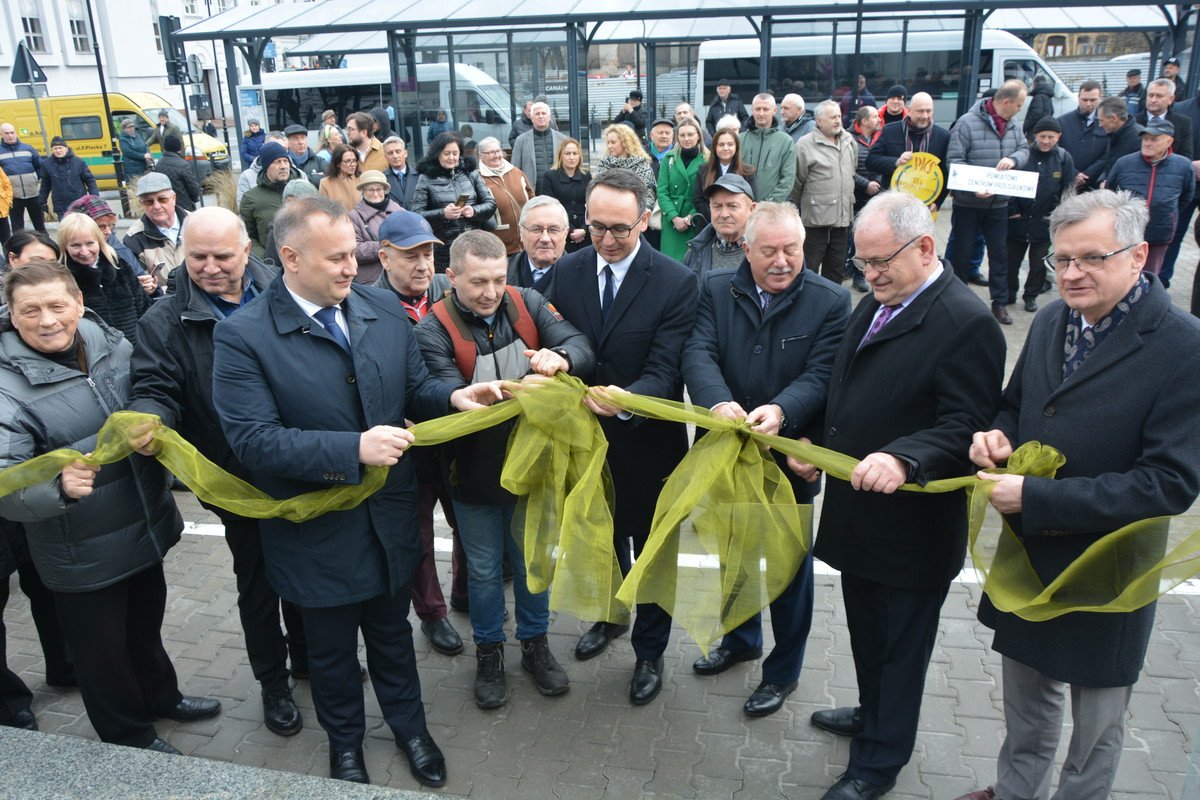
[452,501,549,645]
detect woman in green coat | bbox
[656,118,708,261]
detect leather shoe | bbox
[161,695,221,723]
[852,275,870,293]
[629,658,664,705]
[146,737,181,755]
[397,731,448,787]
[329,749,369,783]
[992,305,1012,325]
[574,621,629,660]
[811,705,864,736]
[1024,298,1038,313]
[262,684,302,736]
[968,273,989,287]
[820,773,896,799]
[422,617,464,656]
[743,680,797,717]
[449,593,469,613]
[3,709,37,731]
[951,789,996,800]
[692,646,762,676]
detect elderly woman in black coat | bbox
[410,132,495,272]
[0,261,219,752]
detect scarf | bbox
[984,98,1007,138]
[1062,274,1149,379]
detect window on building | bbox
[1077,36,1091,56]
[19,0,47,53]
[152,20,163,53]
[1095,37,1109,55]
[1045,36,1066,59]
[68,1,89,54]
[184,0,198,13]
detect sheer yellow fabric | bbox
[2,390,1198,640]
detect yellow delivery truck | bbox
[0,91,229,189]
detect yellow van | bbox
[0,91,230,190]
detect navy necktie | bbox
[600,265,615,322]
[314,306,351,353]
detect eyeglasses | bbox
[850,234,922,273]
[140,195,174,207]
[586,221,638,239]
[521,224,566,237]
[1043,244,1135,273]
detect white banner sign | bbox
[947,163,1039,199]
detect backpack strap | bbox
[430,297,477,381]
[503,285,540,352]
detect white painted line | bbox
[181,523,1200,596]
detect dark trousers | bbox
[52,564,182,748]
[1161,189,1197,287]
[9,197,45,232]
[15,559,73,685]
[721,552,814,684]
[0,217,9,244]
[951,204,1009,306]
[1005,239,1050,303]
[224,518,305,689]
[614,515,672,663]
[803,225,850,284]
[299,586,426,751]
[1144,242,1169,275]
[412,481,462,620]
[0,574,32,722]
[842,572,950,786]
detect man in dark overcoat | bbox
[682,200,850,717]
[790,191,1005,800]
[211,195,502,787]
[959,189,1200,800]
[548,167,698,705]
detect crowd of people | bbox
[0,58,1198,800]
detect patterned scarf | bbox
[1062,275,1149,379]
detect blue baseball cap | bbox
[378,209,443,249]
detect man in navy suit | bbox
[211,195,502,787]
[507,196,567,295]
[548,168,699,705]
[383,136,417,208]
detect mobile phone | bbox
[454,194,470,207]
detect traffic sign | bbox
[10,42,48,85]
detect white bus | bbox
[259,63,515,146]
[697,30,1077,125]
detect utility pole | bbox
[84,0,130,216]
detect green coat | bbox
[656,149,707,261]
[739,125,797,202]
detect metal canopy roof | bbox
[176,0,1180,43]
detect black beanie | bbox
[1031,117,1062,135]
[50,136,67,148]
[162,134,184,153]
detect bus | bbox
[259,63,515,147]
[696,30,1077,125]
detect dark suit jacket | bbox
[979,279,1200,686]
[1135,110,1194,159]
[507,251,554,295]
[386,165,417,208]
[1056,109,1109,188]
[211,279,456,607]
[548,240,698,539]
[683,262,851,502]
[866,121,951,208]
[813,265,1005,589]
[1173,96,1200,162]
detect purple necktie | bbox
[857,304,899,351]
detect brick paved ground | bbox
[4,209,1200,798]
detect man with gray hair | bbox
[128,207,303,739]
[740,93,797,202]
[511,102,565,188]
[791,191,1004,800]
[794,99,863,284]
[382,136,415,208]
[683,200,850,717]
[508,195,569,293]
[960,189,1200,800]
[780,93,815,142]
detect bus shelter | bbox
[174,0,1196,159]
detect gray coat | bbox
[0,313,181,593]
[979,279,1200,686]
[511,128,566,188]
[946,99,1029,208]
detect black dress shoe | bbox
[1024,298,1038,313]
[329,749,369,783]
[146,737,181,755]
[692,646,762,676]
[852,275,870,293]
[820,773,895,800]
[574,621,629,661]
[629,658,664,705]
[397,732,448,787]
[422,618,464,656]
[262,684,302,736]
[3,709,37,731]
[992,305,1012,325]
[449,593,469,613]
[811,706,865,736]
[968,273,989,287]
[162,695,221,723]
[743,680,797,717]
